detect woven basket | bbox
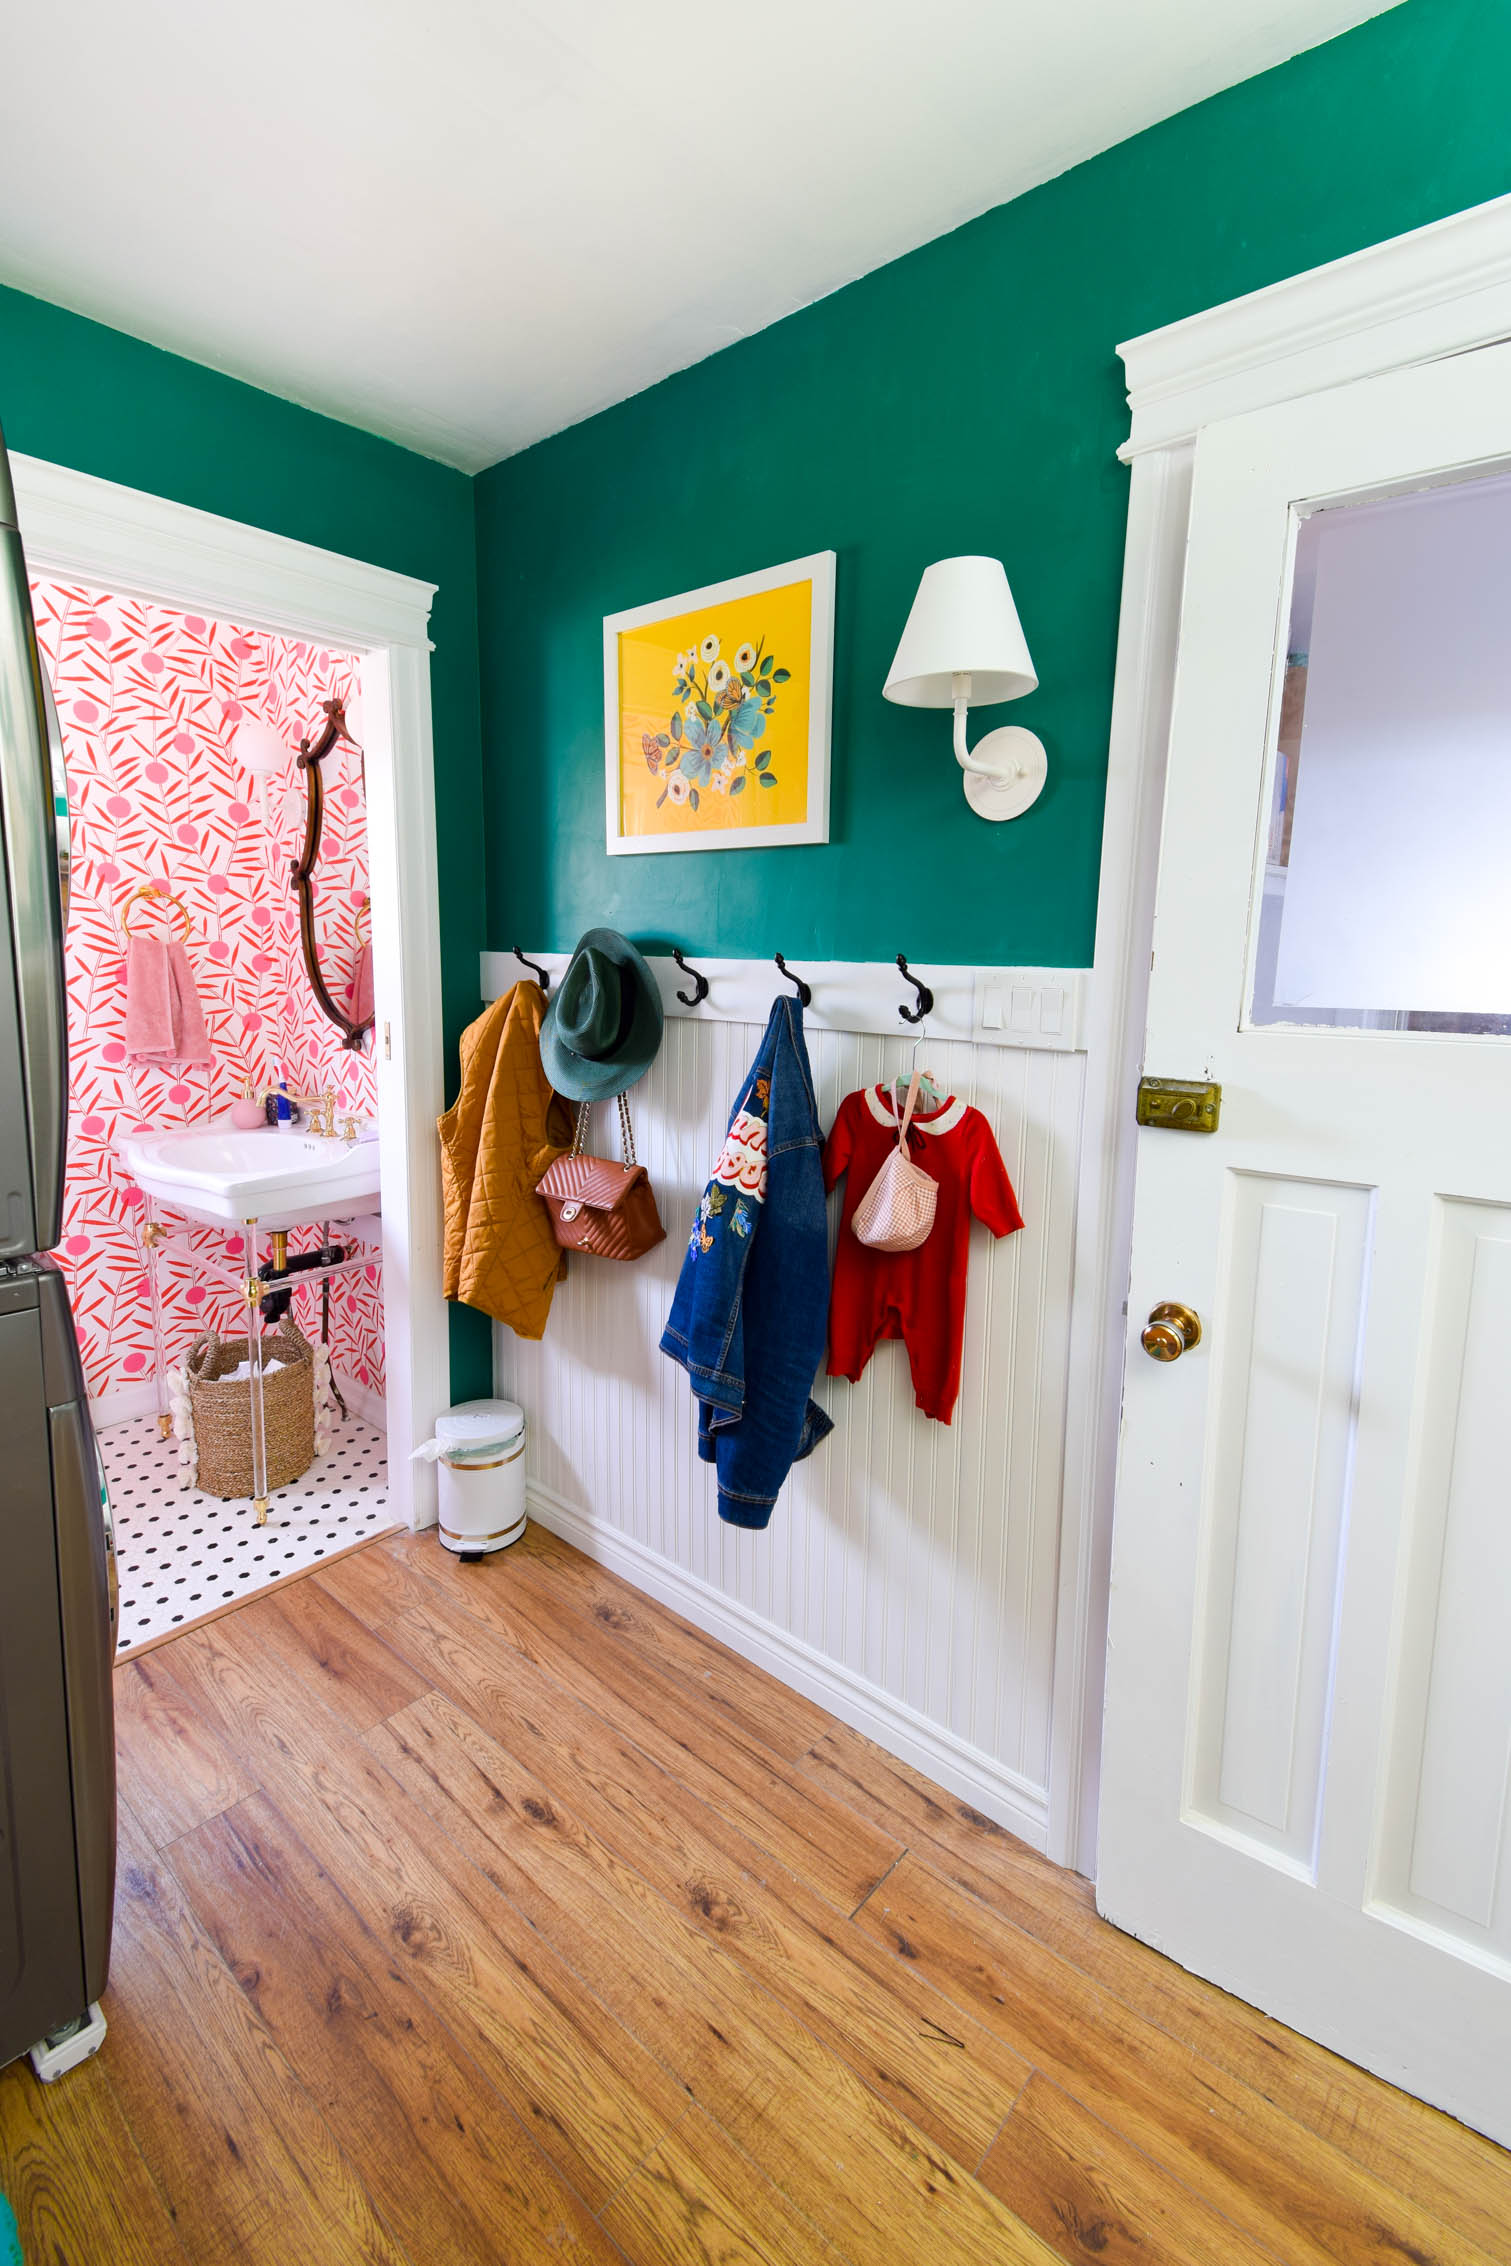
[185,1321,316,1499]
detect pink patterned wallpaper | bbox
[32,577,385,1407]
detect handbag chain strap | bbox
[570,1092,637,1167]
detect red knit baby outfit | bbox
[823,1084,1023,1423]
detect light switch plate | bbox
[972,967,1087,1052]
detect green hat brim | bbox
[538,927,665,1101]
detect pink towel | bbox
[125,936,213,1065]
[351,940,374,1026]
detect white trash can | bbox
[433,1398,527,1559]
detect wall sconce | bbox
[231,717,288,776]
[883,556,1047,821]
[231,715,288,838]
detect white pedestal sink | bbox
[117,1119,381,1231]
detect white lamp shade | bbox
[883,555,1037,709]
[232,716,288,775]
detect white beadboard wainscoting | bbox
[487,957,1086,1849]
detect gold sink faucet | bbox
[285,1088,338,1138]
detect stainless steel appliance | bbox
[0,419,116,2077]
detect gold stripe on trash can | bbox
[442,1437,525,1474]
[439,1517,528,1545]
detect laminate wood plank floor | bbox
[4,1521,1508,2265]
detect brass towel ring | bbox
[121,881,192,940]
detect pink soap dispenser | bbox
[230,1076,265,1132]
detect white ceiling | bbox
[1,1,1396,473]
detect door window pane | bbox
[1250,469,1511,1035]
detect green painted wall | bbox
[8,0,1507,1396]
[0,285,492,1396]
[476,0,1511,972]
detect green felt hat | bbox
[539,928,664,1101]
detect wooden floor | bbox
[3,1526,1508,2265]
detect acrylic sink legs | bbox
[140,1204,172,1441]
[245,1217,268,1521]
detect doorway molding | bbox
[1053,186,1511,1873]
[11,451,448,1530]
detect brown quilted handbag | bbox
[536,1094,666,1260]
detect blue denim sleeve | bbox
[659,1017,774,1419]
[710,1131,832,1527]
[662,999,834,1530]
[709,1003,833,1529]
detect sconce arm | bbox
[952,694,999,778]
[952,674,1012,779]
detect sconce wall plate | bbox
[961,726,1048,821]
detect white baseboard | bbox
[90,1380,163,1431]
[335,1371,387,1434]
[524,1478,1050,1850]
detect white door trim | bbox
[1056,185,1511,1874]
[1118,188,1511,459]
[10,451,448,1530]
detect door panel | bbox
[1100,333,1511,2143]
[1190,1173,1372,1874]
[1382,1197,1511,1954]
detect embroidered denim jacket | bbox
[661,996,832,1529]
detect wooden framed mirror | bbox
[293,697,372,1050]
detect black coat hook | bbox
[774,953,812,1007]
[512,945,551,994]
[896,954,934,1025]
[671,948,710,1007]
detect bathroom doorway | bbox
[11,453,448,1657]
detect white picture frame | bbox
[603,549,834,855]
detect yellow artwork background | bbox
[618,576,813,837]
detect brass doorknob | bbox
[1141,1302,1202,1361]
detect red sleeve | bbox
[823,1092,858,1191]
[967,1112,1024,1237]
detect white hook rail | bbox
[480,950,1087,1051]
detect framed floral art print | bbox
[603,550,834,854]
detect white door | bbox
[1098,334,1511,2146]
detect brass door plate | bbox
[1137,1077,1222,1134]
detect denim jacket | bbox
[661,996,832,1528]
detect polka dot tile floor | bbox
[100,1411,395,1656]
